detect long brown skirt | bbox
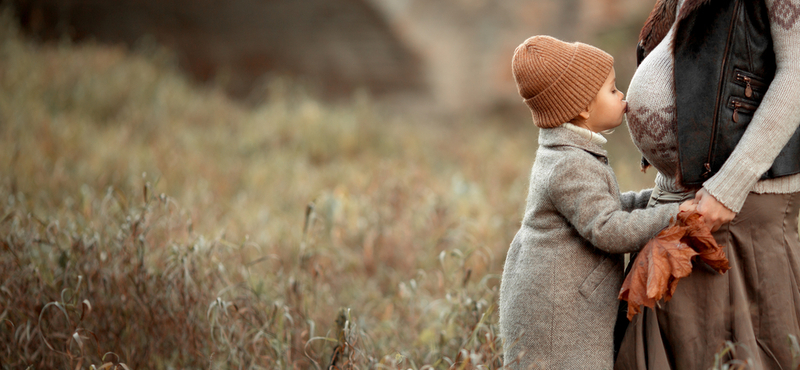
[616,192,800,370]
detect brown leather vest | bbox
[637,0,800,187]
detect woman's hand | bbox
[695,188,736,231]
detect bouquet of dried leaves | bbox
[619,211,731,320]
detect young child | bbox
[498,36,696,369]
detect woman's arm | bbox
[700,0,800,224]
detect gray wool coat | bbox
[498,125,679,370]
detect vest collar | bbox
[639,0,717,56]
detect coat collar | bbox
[638,0,715,56]
[538,124,608,159]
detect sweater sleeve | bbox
[620,188,654,212]
[548,156,679,254]
[702,0,800,212]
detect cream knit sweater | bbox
[626,0,800,213]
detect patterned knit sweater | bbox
[626,0,800,213]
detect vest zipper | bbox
[742,75,752,98]
[734,69,768,97]
[730,97,759,123]
[704,0,741,179]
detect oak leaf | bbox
[619,211,730,320]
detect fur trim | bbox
[639,0,718,56]
[639,0,677,55]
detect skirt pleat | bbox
[616,192,800,370]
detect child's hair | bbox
[512,35,614,128]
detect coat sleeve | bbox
[702,0,800,212]
[547,155,679,254]
[619,188,654,212]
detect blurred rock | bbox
[7,0,425,101]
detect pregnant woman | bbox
[616,0,800,368]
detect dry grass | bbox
[0,8,654,369]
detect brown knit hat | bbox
[512,35,614,128]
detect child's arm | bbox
[619,189,653,212]
[548,156,680,254]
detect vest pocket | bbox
[733,68,768,99]
[728,96,759,123]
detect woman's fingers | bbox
[695,188,736,231]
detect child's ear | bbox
[577,109,590,120]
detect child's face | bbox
[584,68,627,133]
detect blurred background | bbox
[0,0,660,368]
[4,0,651,115]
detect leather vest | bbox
[637,0,800,187]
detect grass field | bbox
[0,9,657,369]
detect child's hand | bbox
[679,199,698,213]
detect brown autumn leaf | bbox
[678,211,731,274]
[619,221,698,320]
[619,210,731,320]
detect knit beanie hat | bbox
[512,35,614,128]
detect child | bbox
[497,35,695,369]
